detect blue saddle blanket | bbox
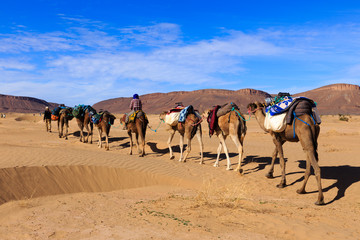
[178,105,194,123]
[266,97,313,116]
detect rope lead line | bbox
[148,119,164,132]
[231,107,251,121]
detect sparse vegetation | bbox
[338,114,350,122]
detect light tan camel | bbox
[120,112,148,157]
[202,109,247,173]
[75,108,94,144]
[94,111,116,151]
[159,112,203,163]
[58,107,74,140]
[247,102,324,205]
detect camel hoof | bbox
[213,164,219,167]
[236,168,243,175]
[315,200,325,206]
[296,189,306,194]
[265,173,274,179]
[170,156,175,160]
[226,167,233,171]
[199,162,204,165]
[276,183,286,188]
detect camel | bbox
[94,111,116,151]
[120,111,148,157]
[75,108,94,144]
[58,107,74,140]
[159,111,203,163]
[202,108,247,173]
[247,102,324,205]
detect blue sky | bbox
[1,0,360,106]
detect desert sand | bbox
[0,113,359,240]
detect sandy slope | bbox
[0,113,359,240]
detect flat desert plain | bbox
[0,113,359,240]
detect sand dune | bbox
[0,113,359,239]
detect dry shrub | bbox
[194,178,249,208]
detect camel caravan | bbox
[44,92,324,205]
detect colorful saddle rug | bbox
[128,110,148,123]
[178,105,195,123]
[207,105,221,137]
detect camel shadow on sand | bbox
[147,142,184,156]
[240,155,281,175]
[291,160,360,204]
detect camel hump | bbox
[216,102,239,117]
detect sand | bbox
[0,113,359,240]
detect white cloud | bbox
[120,23,182,46]
[0,59,35,71]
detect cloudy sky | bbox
[1,0,360,105]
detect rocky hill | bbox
[0,94,58,113]
[294,84,360,115]
[93,88,272,114]
[1,83,360,114]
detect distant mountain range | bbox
[0,94,58,113]
[1,84,360,114]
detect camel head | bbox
[159,111,167,121]
[201,109,212,120]
[247,102,265,113]
[120,114,126,125]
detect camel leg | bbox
[59,119,63,138]
[105,133,109,151]
[167,130,176,160]
[181,135,192,163]
[298,134,324,205]
[230,134,244,174]
[97,128,102,148]
[89,123,93,144]
[274,139,286,188]
[179,133,184,162]
[220,135,232,170]
[266,148,278,179]
[79,122,84,142]
[135,132,140,155]
[197,131,204,164]
[64,121,69,140]
[297,154,311,194]
[214,142,222,167]
[84,123,90,143]
[311,154,324,205]
[139,128,145,157]
[128,131,133,155]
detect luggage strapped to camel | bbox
[264,94,321,134]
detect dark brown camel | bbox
[202,109,247,173]
[75,108,94,144]
[247,102,324,205]
[94,111,116,151]
[120,111,148,157]
[159,111,203,163]
[58,107,74,140]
